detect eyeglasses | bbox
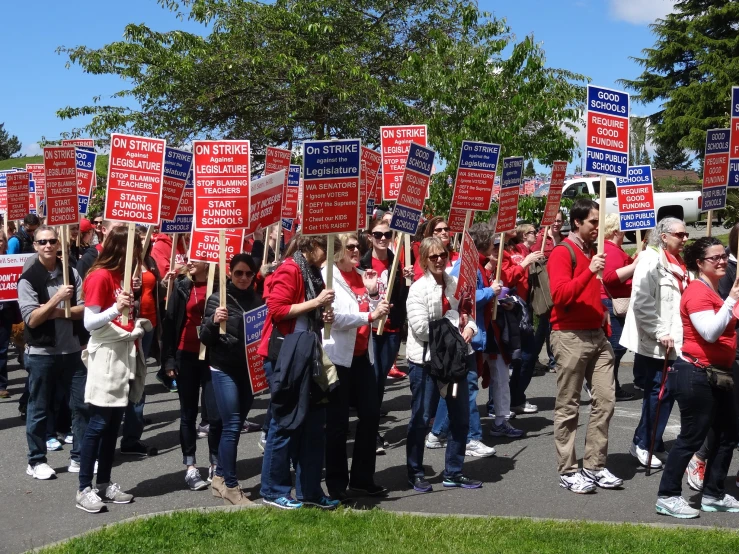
[428,251,449,262]
[669,232,690,239]
[553,220,563,225]
[433,226,450,233]
[93,220,103,226]
[35,239,58,246]
[372,231,393,240]
[345,244,359,251]
[233,270,255,278]
[701,254,728,264]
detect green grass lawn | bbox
[0,154,109,175]
[39,508,739,554]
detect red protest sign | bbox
[265,147,291,175]
[524,181,535,196]
[62,139,94,149]
[380,125,427,201]
[371,167,383,203]
[7,172,30,221]
[448,208,469,234]
[188,228,245,264]
[360,148,382,228]
[454,230,478,322]
[0,254,34,302]
[495,188,519,233]
[27,164,46,216]
[244,306,269,394]
[104,134,166,225]
[249,170,285,231]
[541,161,568,226]
[193,140,250,229]
[43,146,80,226]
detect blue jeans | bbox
[211,368,253,488]
[511,318,536,407]
[633,353,674,451]
[121,328,154,447]
[602,299,626,390]
[26,352,89,465]
[0,317,11,391]
[406,361,469,481]
[372,331,402,407]
[260,360,326,501]
[79,405,124,491]
[432,355,481,441]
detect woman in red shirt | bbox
[656,237,739,519]
[412,216,459,280]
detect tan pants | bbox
[551,329,615,475]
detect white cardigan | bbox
[620,247,683,359]
[321,265,378,368]
[406,271,477,365]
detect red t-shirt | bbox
[139,269,157,326]
[601,240,633,300]
[680,280,736,368]
[179,281,208,352]
[442,288,451,315]
[340,269,370,356]
[84,269,134,332]
[371,256,399,333]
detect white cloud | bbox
[608,0,676,25]
[22,142,43,156]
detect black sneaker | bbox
[349,483,389,496]
[442,474,483,489]
[615,388,635,401]
[408,476,432,493]
[375,435,386,455]
[120,442,158,457]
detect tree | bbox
[653,139,691,170]
[57,0,587,192]
[524,160,536,177]
[0,123,21,159]
[629,116,650,166]
[620,0,739,156]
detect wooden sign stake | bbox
[165,232,178,309]
[60,225,71,318]
[597,175,607,279]
[491,233,505,320]
[121,222,136,326]
[199,262,216,360]
[404,233,412,286]
[219,229,227,335]
[324,233,334,339]
[540,226,549,254]
[706,210,713,237]
[376,233,403,335]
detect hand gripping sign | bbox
[617,165,656,231]
[244,305,269,395]
[7,172,30,221]
[729,87,739,189]
[380,125,427,201]
[76,148,98,215]
[451,140,501,211]
[160,147,194,223]
[702,129,730,214]
[540,161,568,227]
[585,85,630,178]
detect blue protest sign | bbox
[616,165,656,231]
[729,87,739,188]
[390,142,435,235]
[702,128,730,212]
[585,85,630,178]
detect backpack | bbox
[426,318,469,384]
[528,259,553,316]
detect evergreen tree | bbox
[653,139,692,170]
[524,160,536,177]
[0,123,21,159]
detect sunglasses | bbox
[669,232,689,239]
[433,226,450,233]
[701,254,728,264]
[93,221,103,226]
[345,244,359,251]
[372,231,393,240]
[428,251,449,262]
[35,239,58,246]
[233,270,255,278]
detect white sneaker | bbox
[27,462,56,480]
[702,493,739,513]
[465,440,496,457]
[76,487,105,513]
[629,443,662,469]
[46,438,63,451]
[656,496,700,519]
[559,471,596,494]
[68,460,98,474]
[64,434,73,445]
[425,432,446,449]
[511,402,538,415]
[581,467,623,489]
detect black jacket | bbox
[200,282,264,375]
[12,227,35,254]
[161,276,212,371]
[77,245,99,279]
[359,249,408,331]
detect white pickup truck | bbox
[561,177,702,226]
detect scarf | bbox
[293,250,325,328]
[661,247,690,294]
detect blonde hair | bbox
[334,233,359,263]
[603,213,621,240]
[418,237,446,272]
[516,223,535,241]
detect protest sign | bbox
[193,140,250,230]
[494,157,523,234]
[540,161,568,227]
[160,147,193,223]
[702,129,730,214]
[302,139,361,235]
[265,147,291,176]
[249,170,285,231]
[282,165,301,220]
[160,173,193,234]
[244,305,269,395]
[281,218,295,244]
[62,139,94,150]
[188,228,245,264]
[617,165,656,232]
[585,85,630,178]
[380,125,427,201]
[389,143,435,236]
[0,172,8,213]
[729,87,739,188]
[454,230,478,322]
[0,254,34,302]
[75,148,97,215]
[524,181,535,196]
[44,146,79,226]
[450,140,501,211]
[29,179,36,214]
[7,172,30,221]
[448,208,469,234]
[360,147,382,228]
[104,134,166,226]
[27,163,46,216]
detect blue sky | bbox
[1,0,676,169]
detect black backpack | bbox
[426,318,469,384]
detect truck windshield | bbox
[592,180,617,198]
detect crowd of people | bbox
[4,199,739,520]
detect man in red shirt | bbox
[548,199,621,494]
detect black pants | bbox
[175,350,222,466]
[658,359,739,499]
[325,354,380,494]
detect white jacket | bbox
[322,265,378,368]
[620,247,683,359]
[406,271,477,365]
[82,318,152,407]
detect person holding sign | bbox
[323,233,391,500]
[405,237,480,493]
[549,199,622,494]
[19,226,87,482]
[199,254,263,506]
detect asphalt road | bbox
[3,347,739,553]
